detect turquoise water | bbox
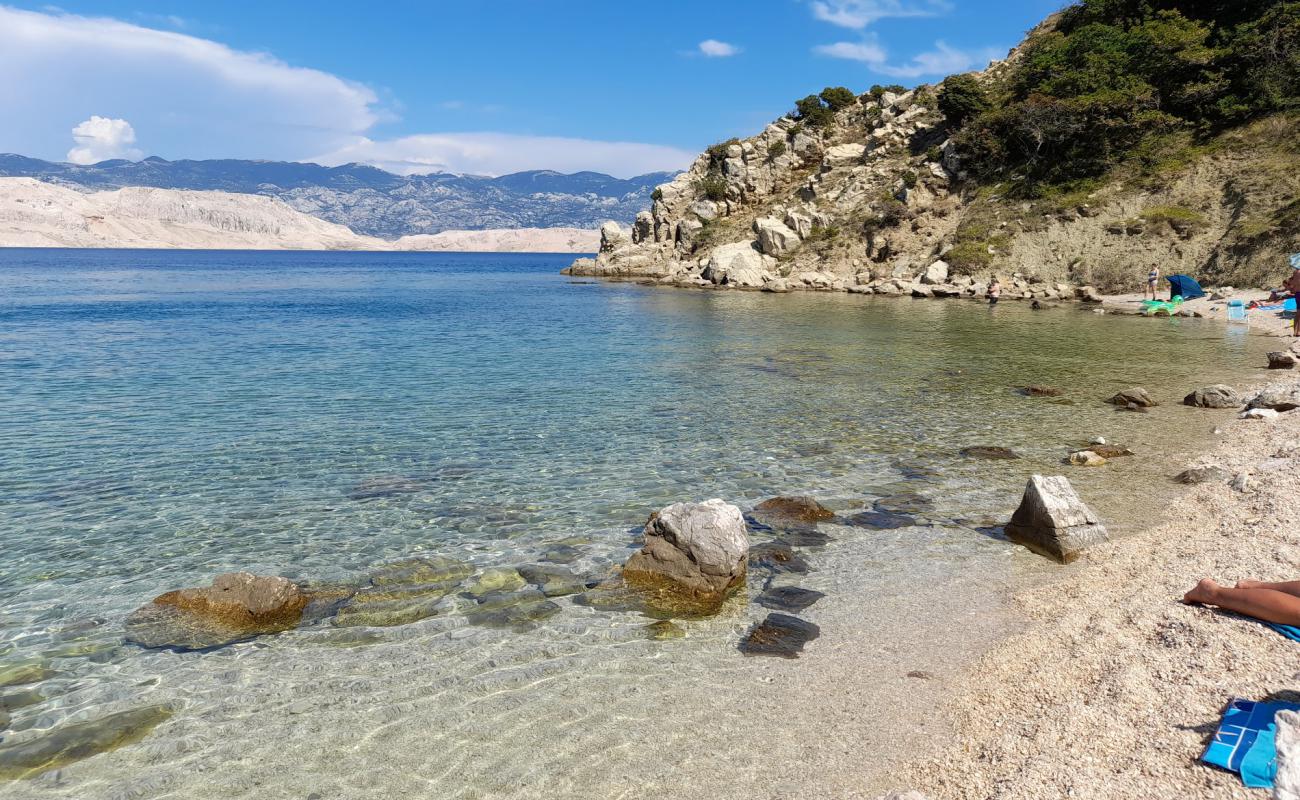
[0,249,1273,798]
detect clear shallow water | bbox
[0,249,1274,798]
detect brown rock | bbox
[125,572,310,650]
[753,495,835,523]
[1020,386,1063,397]
[1108,387,1157,407]
[622,499,750,615]
[1268,351,1298,370]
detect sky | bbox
[0,0,1065,177]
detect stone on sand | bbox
[1183,385,1243,409]
[1004,475,1109,563]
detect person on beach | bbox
[1145,265,1160,300]
[1184,578,1300,626]
[1285,253,1300,337]
[987,277,1001,306]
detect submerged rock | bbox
[0,665,55,689]
[622,499,749,615]
[748,542,811,574]
[125,572,310,650]
[738,613,820,658]
[1087,444,1134,459]
[755,586,825,613]
[516,564,594,597]
[846,510,917,530]
[1004,475,1109,563]
[347,475,425,500]
[0,704,173,779]
[464,568,526,597]
[1019,386,1062,397]
[540,543,583,564]
[874,493,934,514]
[1268,351,1297,370]
[333,556,472,628]
[960,446,1020,460]
[464,589,560,631]
[1183,385,1243,409]
[644,620,686,640]
[753,496,835,523]
[1108,387,1157,407]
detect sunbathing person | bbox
[1184,578,1300,626]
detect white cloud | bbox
[813,41,887,66]
[877,41,1004,78]
[810,0,952,29]
[698,39,740,57]
[313,132,695,178]
[66,115,143,163]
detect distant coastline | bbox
[0,177,600,253]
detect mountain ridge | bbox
[0,154,673,240]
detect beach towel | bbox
[1203,698,1300,788]
[1266,622,1300,642]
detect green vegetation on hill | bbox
[943,0,1300,194]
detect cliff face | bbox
[567,49,1298,295]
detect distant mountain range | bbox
[0,154,674,239]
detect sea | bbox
[0,248,1273,798]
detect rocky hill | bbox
[0,155,670,240]
[569,2,1299,296]
[0,178,598,252]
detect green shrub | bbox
[901,170,919,189]
[651,187,663,202]
[706,138,741,166]
[820,86,857,112]
[768,141,787,158]
[924,146,943,162]
[696,171,728,202]
[793,95,835,128]
[938,74,991,128]
[1140,204,1207,233]
[945,241,995,272]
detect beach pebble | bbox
[1240,408,1280,420]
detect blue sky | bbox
[0,0,1063,176]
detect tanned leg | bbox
[1236,579,1300,599]
[1185,579,1300,626]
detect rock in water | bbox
[1068,450,1107,467]
[622,499,749,615]
[1088,444,1134,459]
[1275,710,1300,800]
[748,542,811,574]
[1183,385,1242,408]
[753,496,835,523]
[125,572,310,650]
[1269,351,1298,370]
[1108,387,1157,407]
[1019,386,1063,397]
[738,613,820,658]
[332,555,472,628]
[755,586,825,612]
[960,446,1020,460]
[0,705,173,779]
[1004,475,1109,563]
[1247,385,1300,412]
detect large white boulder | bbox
[702,242,773,288]
[1004,475,1109,563]
[598,221,627,254]
[1276,710,1300,800]
[622,499,749,611]
[920,259,950,285]
[823,143,867,169]
[753,217,801,257]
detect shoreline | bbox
[884,356,1300,797]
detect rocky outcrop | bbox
[1184,385,1243,408]
[125,572,312,650]
[702,242,775,288]
[622,499,749,613]
[1109,387,1158,407]
[1004,475,1109,563]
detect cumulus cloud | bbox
[815,35,1002,79]
[0,5,379,162]
[66,115,143,164]
[698,39,740,57]
[876,40,1003,78]
[313,132,695,178]
[810,0,952,29]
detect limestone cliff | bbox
[567,35,1299,295]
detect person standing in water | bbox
[987,277,1001,306]
[1145,265,1160,300]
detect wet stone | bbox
[463,589,560,631]
[540,544,583,564]
[645,620,686,640]
[874,493,934,514]
[369,556,473,587]
[752,496,835,523]
[960,446,1020,460]
[0,704,173,779]
[846,510,917,530]
[0,689,45,712]
[755,586,825,613]
[516,564,594,597]
[0,665,56,689]
[1019,386,1062,397]
[749,543,811,574]
[332,592,450,629]
[738,613,821,659]
[1088,444,1134,459]
[1175,465,1233,485]
[464,567,526,597]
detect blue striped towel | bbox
[1203,698,1300,788]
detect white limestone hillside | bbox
[0,178,599,252]
[396,227,598,253]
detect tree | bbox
[793,95,835,128]
[938,74,991,128]
[819,86,857,111]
